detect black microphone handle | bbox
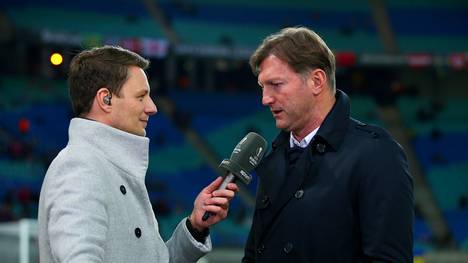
[202,172,237,221]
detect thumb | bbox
[203,176,223,194]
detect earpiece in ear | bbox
[103,94,111,105]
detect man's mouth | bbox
[271,109,283,117]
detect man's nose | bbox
[146,98,158,116]
[262,89,274,106]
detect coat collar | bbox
[68,118,149,179]
[314,89,350,151]
[271,89,350,152]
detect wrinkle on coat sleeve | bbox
[166,218,211,263]
[358,137,414,263]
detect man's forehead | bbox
[258,56,284,80]
[121,70,151,94]
[259,54,290,70]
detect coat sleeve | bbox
[358,137,414,263]
[45,155,109,262]
[165,218,211,263]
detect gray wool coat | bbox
[38,118,211,262]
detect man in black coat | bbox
[242,27,414,263]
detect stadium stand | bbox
[0,0,467,262]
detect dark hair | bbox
[249,27,336,91]
[68,45,149,116]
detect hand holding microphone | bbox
[202,132,267,221]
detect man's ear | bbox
[307,69,327,95]
[96,88,112,113]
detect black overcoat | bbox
[243,90,414,263]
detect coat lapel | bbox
[255,132,331,243]
[259,146,316,234]
[254,147,286,236]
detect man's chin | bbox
[136,128,147,137]
[131,129,146,137]
[275,121,289,131]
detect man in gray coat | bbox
[38,45,238,262]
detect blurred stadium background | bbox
[0,0,467,262]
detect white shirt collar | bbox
[290,127,320,148]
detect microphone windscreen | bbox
[219,132,267,185]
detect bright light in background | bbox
[50,52,63,66]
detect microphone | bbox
[202,132,267,221]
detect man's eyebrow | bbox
[136,89,149,95]
[261,78,283,85]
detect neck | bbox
[292,90,336,141]
[84,110,112,127]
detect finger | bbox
[203,204,227,215]
[226,183,239,192]
[202,176,223,194]
[212,189,235,199]
[205,197,230,207]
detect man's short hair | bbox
[249,27,336,92]
[68,45,149,116]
